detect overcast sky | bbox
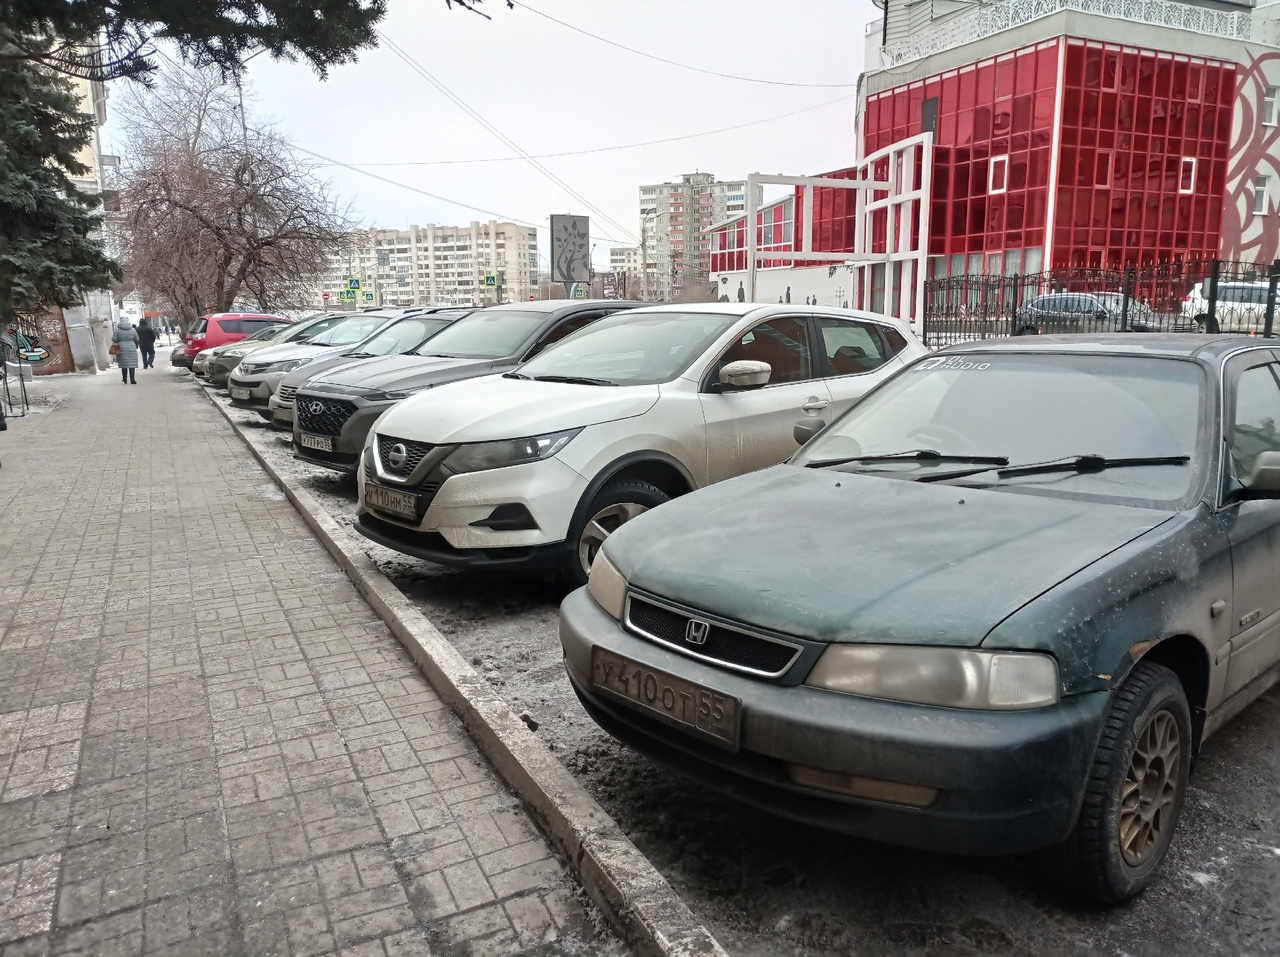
[104,0,880,269]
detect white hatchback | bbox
[355,303,927,584]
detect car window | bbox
[817,317,889,376]
[242,326,281,343]
[282,315,343,341]
[1221,285,1268,305]
[717,316,814,385]
[214,318,242,334]
[526,311,608,358]
[309,314,393,346]
[191,319,208,335]
[359,316,453,355]
[241,318,279,334]
[415,309,549,359]
[516,311,742,386]
[1229,364,1280,480]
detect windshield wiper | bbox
[343,351,377,358]
[502,371,531,380]
[530,374,616,386]
[916,453,1190,484]
[804,449,1009,469]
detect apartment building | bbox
[320,221,539,308]
[639,173,760,300]
[609,246,646,298]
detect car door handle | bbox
[801,397,829,411]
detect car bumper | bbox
[267,393,294,429]
[293,400,392,472]
[171,353,193,369]
[227,371,281,409]
[354,452,587,557]
[558,588,1109,857]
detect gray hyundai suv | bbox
[293,300,643,473]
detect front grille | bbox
[239,362,266,375]
[626,595,802,678]
[377,435,434,476]
[296,396,357,436]
[278,385,298,403]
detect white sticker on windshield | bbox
[914,356,992,371]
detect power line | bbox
[320,93,856,167]
[376,30,641,245]
[514,1,860,89]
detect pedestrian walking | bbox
[137,318,157,369]
[111,317,140,384]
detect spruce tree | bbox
[0,45,119,328]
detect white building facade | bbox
[321,221,539,308]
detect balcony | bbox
[880,0,1280,67]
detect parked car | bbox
[354,303,925,584]
[169,341,190,369]
[205,312,341,386]
[225,310,415,415]
[194,323,291,384]
[267,307,471,430]
[1013,292,1164,334]
[183,312,292,363]
[1183,280,1271,332]
[294,300,643,473]
[560,333,1280,904]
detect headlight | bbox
[224,348,249,358]
[586,552,626,618]
[805,646,1059,710]
[443,429,581,474]
[364,389,418,401]
[267,358,314,374]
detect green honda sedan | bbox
[560,335,1280,904]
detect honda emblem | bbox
[684,619,710,645]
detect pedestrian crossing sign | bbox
[347,278,361,290]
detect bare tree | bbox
[114,65,352,332]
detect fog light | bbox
[785,764,940,808]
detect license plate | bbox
[365,484,417,521]
[230,387,250,400]
[591,647,740,749]
[299,433,333,452]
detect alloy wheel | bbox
[578,502,648,578]
[1119,709,1181,865]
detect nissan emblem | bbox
[388,443,408,470]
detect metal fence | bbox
[921,258,1280,349]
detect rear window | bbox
[192,319,208,335]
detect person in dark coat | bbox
[112,318,140,384]
[136,319,157,369]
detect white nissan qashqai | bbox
[355,302,926,584]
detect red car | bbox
[180,313,292,365]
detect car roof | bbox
[939,334,1277,363]
[478,299,644,314]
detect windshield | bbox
[242,326,282,343]
[516,311,742,385]
[415,310,547,359]
[356,314,462,356]
[309,314,395,346]
[281,315,342,341]
[794,353,1207,505]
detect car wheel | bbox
[1050,660,1191,904]
[565,480,669,588]
[1193,314,1208,332]
[1014,325,1039,336]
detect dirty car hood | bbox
[607,466,1175,646]
[301,354,493,393]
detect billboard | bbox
[550,215,590,283]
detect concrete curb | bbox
[203,392,729,957]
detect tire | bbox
[1014,325,1040,336]
[562,480,669,588]
[1048,660,1192,905]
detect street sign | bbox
[347,278,361,290]
[528,295,535,301]
[483,274,497,288]
[322,293,330,301]
[363,292,374,301]
[573,286,586,298]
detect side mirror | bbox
[793,418,825,445]
[718,359,771,390]
[1242,450,1280,497]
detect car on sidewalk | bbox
[294,300,643,473]
[183,312,292,365]
[225,310,416,416]
[267,307,472,430]
[354,303,924,584]
[559,333,1280,904]
[204,312,339,386]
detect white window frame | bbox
[1254,175,1270,216]
[1179,157,1196,195]
[1264,86,1279,128]
[989,154,1009,194]
[1095,150,1113,188]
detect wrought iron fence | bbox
[921,258,1280,349]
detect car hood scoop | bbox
[609,466,1174,647]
